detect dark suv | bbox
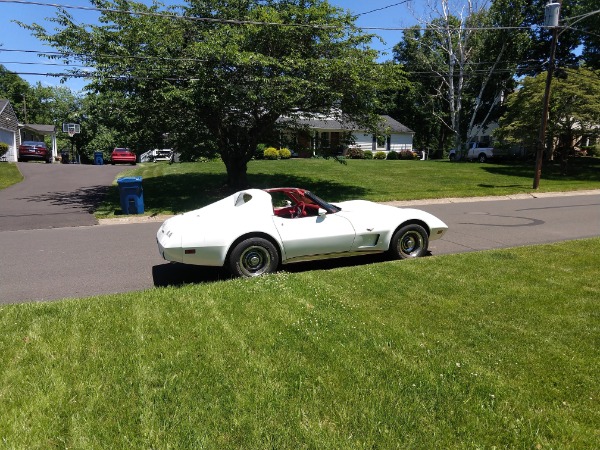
[18,141,51,163]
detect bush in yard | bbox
[398,150,417,160]
[279,148,291,159]
[582,145,600,158]
[255,143,267,159]
[346,147,365,159]
[0,142,8,158]
[263,147,279,160]
[374,151,386,160]
[386,151,399,160]
[363,150,373,160]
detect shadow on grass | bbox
[481,158,600,183]
[108,172,369,216]
[152,252,432,288]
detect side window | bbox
[235,192,252,207]
[269,191,292,208]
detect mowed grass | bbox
[0,163,23,189]
[97,158,600,217]
[1,239,598,448]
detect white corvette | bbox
[157,187,448,277]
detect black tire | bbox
[229,237,279,277]
[449,153,456,161]
[388,224,429,259]
[478,153,487,163]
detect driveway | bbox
[0,162,127,231]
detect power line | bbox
[355,1,411,18]
[0,0,537,32]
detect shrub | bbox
[255,143,267,159]
[399,150,417,160]
[263,147,279,160]
[0,142,8,158]
[279,148,292,159]
[346,147,365,159]
[374,151,386,160]
[363,150,373,160]
[583,145,600,158]
[386,151,399,160]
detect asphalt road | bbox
[0,163,599,304]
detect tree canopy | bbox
[495,67,600,170]
[23,0,401,187]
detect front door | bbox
[273,214,356,260]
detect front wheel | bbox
[388,224,429,259]
[229,237,279,277]
[478,153,487,163]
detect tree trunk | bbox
[224,155,249,190]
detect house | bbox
[0,99,58,162]
[20,124,58,161]
[0,99,20,162]
[278,113,414,157]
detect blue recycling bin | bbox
[94,151,104,165]
[117,176,144,214]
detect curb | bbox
[381,189,600,207]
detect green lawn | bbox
[97,158,600,217]
[0,163,23,189]
[1,239,598,448]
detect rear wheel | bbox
[478,153,487,163]
[229,237,279,277]
[389,224,429,259]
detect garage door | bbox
[0,128,16,162]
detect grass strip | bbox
[1,239,599,448]
[0,163,23,190]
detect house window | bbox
[376,134,387,150]
[320,132,330,149]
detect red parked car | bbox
[18,141,51,163]
[110,148,137,165]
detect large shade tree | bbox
[390,0,529,157]
[24,0,399,187]
[495,67,600,172]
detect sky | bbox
[0,0,424,93]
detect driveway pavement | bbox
[0,162,126,231]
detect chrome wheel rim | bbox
[399,231,424,257]
[239,245,271,276]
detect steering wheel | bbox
[294,202,305,218]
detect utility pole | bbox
[533,1,561,190]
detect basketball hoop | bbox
[62,122,81,138]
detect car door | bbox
[272,213,356,260]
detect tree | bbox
[0,65,31,121]
[495,67,600,173]
[23,0,398,187]
[391,0,530,158]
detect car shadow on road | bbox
[152,252,431,288]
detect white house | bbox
[279,113,414,157]
[0,99,58,162]
[0,99,20,162]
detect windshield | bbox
[305,191,341,213]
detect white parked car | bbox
[157,187,448,277]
